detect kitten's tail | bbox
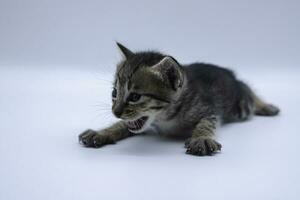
[238,81,280,117]
[252,93,280,116]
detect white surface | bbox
[1,0,300,68]
[1,0,300,199]
[0,66,299,200]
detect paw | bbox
[185,137,222,156]
[79,129,115,148]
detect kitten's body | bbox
[153,63,254,136]
[79,43,280,156]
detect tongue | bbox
[127,117,148,130]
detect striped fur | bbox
[79,43,280,156]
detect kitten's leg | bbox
[185,116,222,156]
[79,121,133,148]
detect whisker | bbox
[91,104,111,109]
[91,110,116,123]
[91,101,112,106]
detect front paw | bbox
[79,129,115,148]
[185,137,222,156]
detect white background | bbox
[0,0,299,200]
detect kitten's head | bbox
[111,42,185,133]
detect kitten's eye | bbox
[128,93,141,102]
[112,88,117,98]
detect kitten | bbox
[79,43,280,156]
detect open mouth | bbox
[127,116,149,132]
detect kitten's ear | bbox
[116,42,134,59]
[151,57,184,91]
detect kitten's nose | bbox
[112,103,124,118]
[113,109,122,118]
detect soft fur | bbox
[79,43,280,156]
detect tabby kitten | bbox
[79,43,280,156]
